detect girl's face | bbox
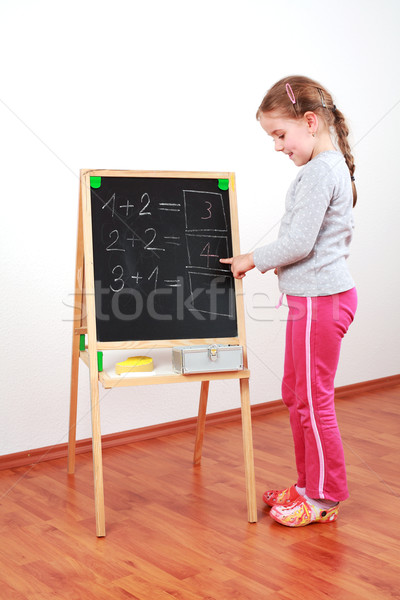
[259,111,316,167]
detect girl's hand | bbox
[220,252,255,279]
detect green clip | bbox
[79,334,85,351]
[218,178,229,191]
[97,351,103,372]
[90,176,102,189]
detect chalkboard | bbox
[87,173,239,343]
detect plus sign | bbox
[131,272,143,284]
[119,199,135,216]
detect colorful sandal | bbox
[263,484,300,507]
[270,497,339,527]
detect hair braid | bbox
[332,109,357,206]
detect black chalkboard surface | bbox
[88,173,238,342]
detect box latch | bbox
[208,344,219,362]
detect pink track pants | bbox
[282,288,357,502]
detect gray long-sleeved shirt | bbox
[253,150,355,297]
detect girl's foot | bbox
[263,484,302,507]
[270,496,339,527]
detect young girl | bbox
[220,75,358,527]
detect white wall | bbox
[1,0,399,456]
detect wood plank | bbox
[84,169,233,179]
[81,170,106,537]
[193,380,209,465]
[239,377,257,522]
[79,350,250,388]
[95,337,241,350]
[68,181,85,474]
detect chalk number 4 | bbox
[200,242,218,268]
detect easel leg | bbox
[193,380,210,465]
[90,378,106,537]
[68,186,85,475]
[239,378,257,523]
[67,333,80,474]
[79,171,105,536]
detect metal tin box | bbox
[172,344,243,375]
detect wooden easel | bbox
[68,170,257,537]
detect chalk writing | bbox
[139,193,151,216]
[101,193,116,217]
[110,265,124,293]
[119,198,135,216]
[106,229,125,252]
[144,228,165,252]
[90,175,238,342]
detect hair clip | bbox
[317,88,326,108]
[285,83,296,105]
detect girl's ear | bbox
[304,111,318,134]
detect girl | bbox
[220,75,357,527]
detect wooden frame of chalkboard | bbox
[68,170,256,537]
[84,169,245,349]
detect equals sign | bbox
[159,203,181,212]
[164,236,181,246]
[164,279,182,288]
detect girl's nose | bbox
[274,140,284,152]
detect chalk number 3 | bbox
[201,201,212,220]
[110,265,124,292]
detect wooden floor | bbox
[1,384,399,600]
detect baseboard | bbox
[1,374,399,471]
[334,373,400,397]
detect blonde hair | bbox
[257,75,357,206]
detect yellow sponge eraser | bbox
[115,356,154,375]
